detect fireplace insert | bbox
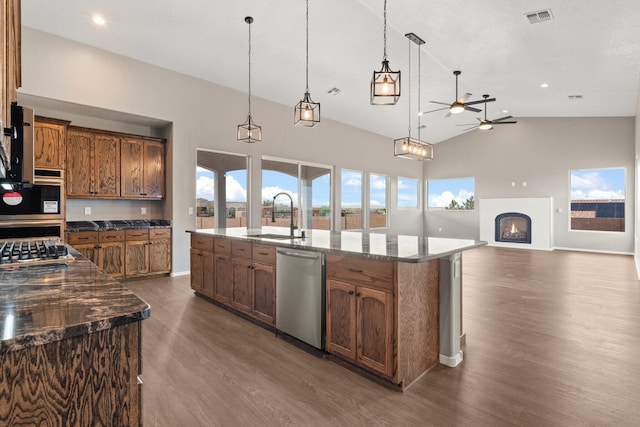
[495,212,531,244]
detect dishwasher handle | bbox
[277,249,322,260]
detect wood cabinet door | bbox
[356,286,393,377]
[252,262,275,325]
[326,280,357,360]
[214,254,232,304]
[231,257,252,313]
[126,241,149,276]
[34,119,67,170]
[143,141,164,199]
[121,138,144,198]
[200,252,214,297]
[66,129,94,197]
[99,242,125,278]
[149,239,171,274]
[73,243,99,264]
[94,133,120,197]
[190,250,204,292]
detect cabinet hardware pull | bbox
[348,268,364,273]
[348,290,354,295]
[356,292,361,297]
[258,252,269,255]
[78,237,88,240]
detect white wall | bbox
[424,116,635,253]
[635,77,640,274]
[19,28,424,274]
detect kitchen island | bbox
[0,248,150,425]
[189,227,485,390]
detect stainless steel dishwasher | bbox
[276,248,325,349]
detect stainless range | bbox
[0,239,74,268]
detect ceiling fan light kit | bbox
[371,0,401,105]
[458,94,518,132]
[237,16,262,143]
[294,0,320,127]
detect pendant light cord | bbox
[407,37,411,137]
[305,0,309,92]
[248,18,252,116]
[383,0,388,61]
[417,44,421,140]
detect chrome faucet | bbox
[272,192,297,237]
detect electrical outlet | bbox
[84,207,91,216]
[188,207,194,215]
[141,207,147,215]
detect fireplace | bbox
[495,212,531,244]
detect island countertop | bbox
[0,248,151,354]
[188,227,486,262]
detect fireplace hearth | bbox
[495,212,531,244]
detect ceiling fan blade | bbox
[456,123,477,126]
[457,93,471,103]
[462,126,478,132]
[429,101,451,106]
[466,97,495,106]
[419,106,449,115]
[445,110,453,118]
[492,121,517,124]
[464,105,482,113]
[492,115,513,122]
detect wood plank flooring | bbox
[125,246,640,426]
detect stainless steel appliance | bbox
[276,248,325,349]
[0,238,73,267]
[1,104,34,187]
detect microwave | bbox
[0,173,64,220]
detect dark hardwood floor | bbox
[125,246,640,426]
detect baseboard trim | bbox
[171,270,190,277]
[440,350,463,367]
[553,247,633,256]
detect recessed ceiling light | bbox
[502,110,509,114]
[540,83,549,88]
[92,15,106,26]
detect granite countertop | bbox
[66,219,172,232]
[188,227,486,262]
[0,247,150,354]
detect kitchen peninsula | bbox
[0,248,150,425]
[188,227,485,390]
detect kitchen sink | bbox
[245,233,303,240]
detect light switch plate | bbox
[84,207,91,216]
[188,207,194,215]
[141,207,147,215]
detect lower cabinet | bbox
[66,230,125,278]
[326,254,394,378]
[190,234,214,297]
[231,256,252,313]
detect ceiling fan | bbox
[419,70,495,117]
[458,94,518,131]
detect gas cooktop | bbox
[0,239,74,267]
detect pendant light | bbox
[394,33,433,161]
[370,0,400,105]
[237,16,262,143]
[294,0,320,127]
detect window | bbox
[196,150,248,228]
[570,167,625,232]
[398,177,419,209]
[262,158,332,231]
[427,177,475,210]
[369,173,388,228]
[341,169,363,230]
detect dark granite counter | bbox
[188,226,485,263]
[0,248,150,354]
[66,219,171,232]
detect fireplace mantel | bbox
[479,198,554,250]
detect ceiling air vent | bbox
[568,95,583,100]
[327,87,342,95]
[525,9,554,24]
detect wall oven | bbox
[0,170,65,240]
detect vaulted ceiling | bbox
[21,0,640,143]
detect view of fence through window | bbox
[369,173,388,228]
[341,169,363,230]
[570,167,625,232]
[428,177,475,210]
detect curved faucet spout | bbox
[272,192,297,237]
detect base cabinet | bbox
[190,234,214,297]
[252,261,276,325]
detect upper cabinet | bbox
[67,127,120,198]
[34,116,70,170]
[66,126,165,200]
[1,0,21,160]
[121,138,165,199]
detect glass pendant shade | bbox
[295,91,320,127]
[394,137,433,161]
[371,60,401,105]
[237,114,262,143]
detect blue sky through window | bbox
[398,177,418,208]
[196,167,247,202]
[428,177,474,209]
[341,170,362,208]
[570,168,625,200]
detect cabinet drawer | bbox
[126,229,150,242]
[231,240,252,259]
[191,234,214,252]
[214,238,231,254]
[67,231,98,245]
[327,254,394,291]
[99,230,125,243]
[150,228,171,240]
[252,244,276,265]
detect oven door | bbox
[0,174,64,220]
[0,219,65,240]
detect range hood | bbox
[0,103,34,189]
